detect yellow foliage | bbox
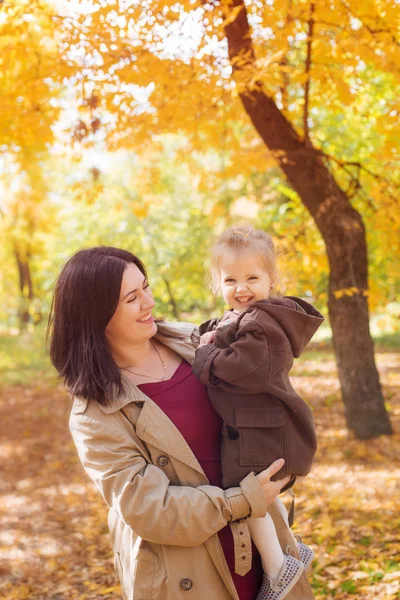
[333,287,368,299]
[0,0,71,169]
[1,0,400,312]
[132,203,150,219]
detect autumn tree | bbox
[221,0,397,441]
[0,0,70,326]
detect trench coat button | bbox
[180,578,193,590]
[157,455,169,467]
[227,426,239,440]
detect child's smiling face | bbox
[219,249,274,312]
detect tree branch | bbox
[321,152,399,215]
[338,0,400,47]
[278,0,293,112]
[303,1,315,143]
[364,24,400,48]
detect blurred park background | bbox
[0,0,399,598]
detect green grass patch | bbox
[0,327,58,387]
[384,559,400,572]
[369,571,384,583]
[358,536,373,546]
[341,580,357,594]
[374,330,400,351]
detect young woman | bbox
[48,246,315,600]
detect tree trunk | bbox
[223,0,392,438]
[163,277,181,321]
[14,248,34,329]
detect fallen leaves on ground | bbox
[289,350,400,599]
[0,350,399,599]
[0,384,121,600]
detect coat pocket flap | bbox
[235,407,284,428]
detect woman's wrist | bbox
[225,486,252,522]
[224,472,268,523]
[239,472,268,518]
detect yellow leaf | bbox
[222,5,244,28]
[98,586,121,594]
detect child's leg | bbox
[270,497,315,571]
[250,510,305,600]
[274,496,290,528]
[248,513,284,580]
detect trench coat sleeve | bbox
[192,317,271,393]
[69,416,267,546]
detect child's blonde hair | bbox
[210,226,279,295]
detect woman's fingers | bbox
[262,458,285,479]
[256,460,292,505]
[274,475,291,489]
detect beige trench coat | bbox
[69,321,316,600]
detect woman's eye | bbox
[127,282,149,302]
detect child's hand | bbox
[199,331,216,347]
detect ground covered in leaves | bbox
[0,333,399,599]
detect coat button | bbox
[227,426,239,440]
[157,455,169,467]
[180,578,193,590]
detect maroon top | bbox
[138,359,263,600]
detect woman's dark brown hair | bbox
[47,246,147,405]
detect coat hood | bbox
[243,296,324,357]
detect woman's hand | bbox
[256,459,291,506]
[199,331,216,347]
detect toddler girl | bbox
[192,227,324,600]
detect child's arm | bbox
[193,315,271,393]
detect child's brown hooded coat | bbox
[192,297,324,489]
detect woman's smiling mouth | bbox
[137,312,154,323]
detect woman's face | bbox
[106,263,157,354]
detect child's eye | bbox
[225,278,235,283]
[249,277,258,281]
